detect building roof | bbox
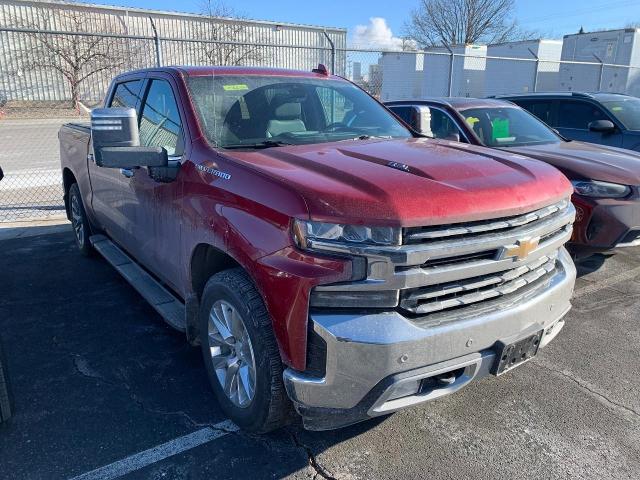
[5,0,347,32]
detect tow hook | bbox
[435,372,457,386]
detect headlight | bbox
[571,180,631,198]
[293,219,401,249]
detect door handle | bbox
[120,168,134,178]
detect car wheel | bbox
[0,340,12,424]
[199,268,293,433]
[69,183,93,256]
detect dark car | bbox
[495,92,640,152]
[387,98,640,254]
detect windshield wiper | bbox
[222,140,293,149]
[345,135,392,141]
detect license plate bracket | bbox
[491,330,543,376]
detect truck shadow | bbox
[574,253,610,278]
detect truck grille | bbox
[311,199,575,321]
[399,254,558,315]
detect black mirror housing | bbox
[588,119,616,133]
[99,146,168,169]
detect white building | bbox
[380,45,487,101]
[0,0,346,102]
[380,52,424,101]
[423,45,487,98]
[559,28,640,95]
[485,39,562,96]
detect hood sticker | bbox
[196,164,231,180]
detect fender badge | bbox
[196,164,231,180]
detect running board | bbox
[90,235,186,331]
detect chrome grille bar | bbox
[400,255,557,314]
[404,200,568,243]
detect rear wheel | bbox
[69,183,92,256]
[199,268,293,433]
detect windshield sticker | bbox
[611,106,623,111]
[465,116,479,127]
[491,118,510,142]
[223,84,249,91]
[196,164,231,180]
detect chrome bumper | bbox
[283,247,575,429]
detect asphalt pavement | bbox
[1,226,639,480]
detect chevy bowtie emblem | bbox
[502,237,540,260]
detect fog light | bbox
[386,380,421,401]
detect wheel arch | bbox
[186,243,243,344]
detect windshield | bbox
[187,75,411,148]
[459,106,560,147]
[601,97,640,130]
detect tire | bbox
[69,183,93,256]
[0,340,12,424]
[199,268,293,433]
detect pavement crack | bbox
[128,391,238,434]
[288,429,337,480]
[533,360,640,422]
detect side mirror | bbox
[588,119,616,133]
[388,105,433,136]
[91,108,168,169]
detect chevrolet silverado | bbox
[59,65,576,432]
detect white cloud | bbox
[350,17,414,51]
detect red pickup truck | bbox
[59,66,576,432]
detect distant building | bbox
[559,28,640,95]
[485,39,563,95]
[352,61,362,82]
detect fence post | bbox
[149,17,162,67]
[322,30,335,74]
[593,53,604,91]
[527,47,539,93]
[442,43,454,97]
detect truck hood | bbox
[224,138,571,227]
[504,141,640,185]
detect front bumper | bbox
[283,247,576,430]
[571,194,640,250]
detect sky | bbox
[88,0,640,48]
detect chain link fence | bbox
[1,25,639,222]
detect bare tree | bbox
[8,7,133,109]
[197,0,264,66]
[406,0,533,47]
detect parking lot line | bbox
[67,420,238,480]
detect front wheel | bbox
[199,268,293,433]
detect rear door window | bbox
[557,100,608,130]
[517,100,554,126]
